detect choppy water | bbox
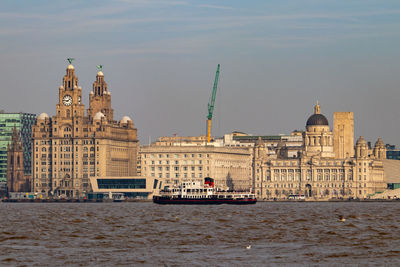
[0,202,400,266]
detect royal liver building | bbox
[32,61,139,198]
[253,102,386,200]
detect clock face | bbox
[62,95,73,106]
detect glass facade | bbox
[0,113,36,182]
[386,150,400,160]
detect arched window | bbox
[17,156,20,165]
[42,147,46,152]
[66,110,70,118]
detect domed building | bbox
[31,62,139,198]
[304,101,334,158]
[252,102,387,200]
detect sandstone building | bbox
[252,102,386,200]
[140,138,252,190]
[32,63,139,198]
[333,112,354,158]
[7,127,31,192]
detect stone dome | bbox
[94,111,105,120]
[356,136,367,145]
[375,138,384,147]
[67,64,74,70]
[97,71,104,76]
[38,113,49,120]
[306,114,329,126]
[120,116,132,124]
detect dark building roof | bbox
[306,114,329,126]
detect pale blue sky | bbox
[1,0,400,145]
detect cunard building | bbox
[32,61,139,198]
[253,102,387,200]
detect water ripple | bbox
[1,202,400,265]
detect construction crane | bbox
[207,64,220,143]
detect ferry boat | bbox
[153,177,257,205]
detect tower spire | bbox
[314,100,321,114]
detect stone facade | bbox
[7,127,31,192]
[253,103,387,200]
[140,143,252,190]
[333,112,354,158]
[32,63,139,198]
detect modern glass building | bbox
[386,145,400,160]
[0,112,36,182]
[88,176,160,199]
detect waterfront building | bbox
[140,140,252,190]
[89,176,161,199]
[32,62,139,198]
[253,102,387,200]
[0,112,36,182]
[382,159,400,190]
[7,127,31,192]
[217,131,304,158]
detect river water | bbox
[0,202,399,266]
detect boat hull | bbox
[153,196,257,205]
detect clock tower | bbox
[32,60,139,198]
[56,63,85,121]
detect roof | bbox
[233,135,282,141]
[383,159,400,183]
[306,113,329,126]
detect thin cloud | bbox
[197,4,234,10]
[118,0,189,6]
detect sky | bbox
[1,0,400,145]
